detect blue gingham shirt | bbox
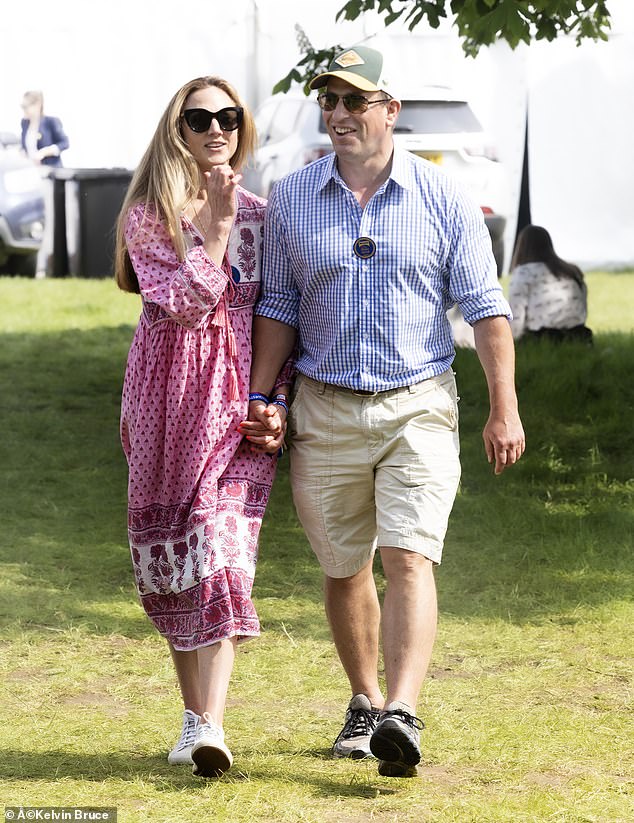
[256,148,511,391]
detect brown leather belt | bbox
[304,376,413,398]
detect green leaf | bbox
[275,0,612,92]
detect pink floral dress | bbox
[120,188,287,651]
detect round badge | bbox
[353,236,377,259]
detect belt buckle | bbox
[351,388,378,397]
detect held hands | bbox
[238,398,287,454]
[482,410,526,475]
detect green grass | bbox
[0,272,633,822]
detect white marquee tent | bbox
[1,0,632,271]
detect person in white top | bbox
[509,225,592,344]
[20,90,69,167]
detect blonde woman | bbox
[115,76,291,778]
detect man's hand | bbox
[238,400,287,454]
[473,315,526,475]
[482,411,525,475]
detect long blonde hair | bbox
[114,76,257,293]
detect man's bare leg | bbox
[324,559,384,708]
[379,547,437,709]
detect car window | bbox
[267,100,305,144]
[254,99,281,146]
[396,101,482,134]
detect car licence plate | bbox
[411,151,443,165]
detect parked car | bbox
[0,131,45,276]
[242,89,509,274]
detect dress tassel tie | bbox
[210,253,240,402]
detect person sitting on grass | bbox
[509,224,593,344]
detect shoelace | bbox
[176,713,199,750]
[383,708,425,731]
[198,716,224,742]
[335,707,380,743]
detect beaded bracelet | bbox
[248,392,270,404]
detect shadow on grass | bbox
[1,327,633,638]
[0,748,397,798]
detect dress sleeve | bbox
[124,205,230,329]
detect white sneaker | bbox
[191,715,233,778]
[167,709,200,765]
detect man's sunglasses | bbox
[181,107,243,133]
[317,92,390,114]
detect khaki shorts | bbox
[288,370,461,578]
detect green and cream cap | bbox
[309,44,393,96]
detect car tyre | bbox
[492,237,504,278]
[5,252,38,277]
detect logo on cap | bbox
[335,50,365,68]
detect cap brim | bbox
[308,70,379,92]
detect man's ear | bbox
[386,98,401,127]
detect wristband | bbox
[249,392,270,404]
[272,398,289,414]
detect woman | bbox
[20,90,69,167]
[509,225,592,343]
[114,76,291,778]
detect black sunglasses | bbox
[317,92,390,114]
[182,107,243,133]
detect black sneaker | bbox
[332,694,381,759]
[370,701,424,777]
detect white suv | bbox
[242,89,509,275]
[0,132,45,276]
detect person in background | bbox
[20,90,69,167]
[247,43,525,779]
[509,224,593,344]
[114,75,290,779]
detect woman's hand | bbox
[238,400,287,454]
[205,165,242,226]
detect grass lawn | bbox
[0,272,632,822]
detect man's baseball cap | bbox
[309,44,393,95]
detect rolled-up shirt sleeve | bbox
[446,187,511,325]
[255,187,300,328]
[124,204,229,329]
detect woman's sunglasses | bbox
[181,107,243,133]
[317,92,390,114]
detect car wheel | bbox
[492,237,504,278]
[5,252,38,277]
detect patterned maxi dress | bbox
[120,188,287,651]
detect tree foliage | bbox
[274,0,611,94]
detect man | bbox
[246,44,525,777]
